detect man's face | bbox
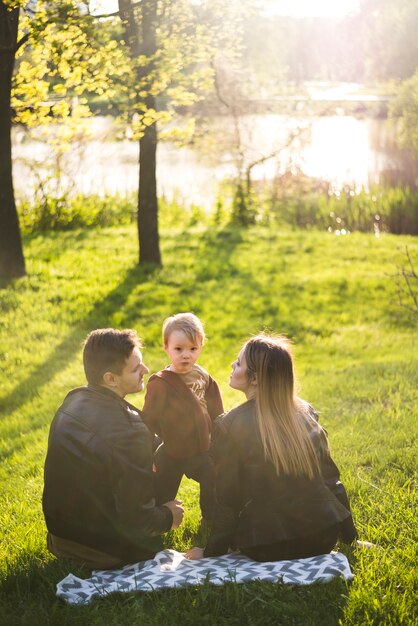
[164,330,202,374]
[113,347,149,397]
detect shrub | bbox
[16,178,418,236]
[18,193,136,233]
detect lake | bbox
[12,111,418,209]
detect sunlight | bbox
[90,0,360,19]
[264,0,360,18]
[90,0,117,14]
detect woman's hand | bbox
[184,547,205,560]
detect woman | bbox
[186,334,357,561]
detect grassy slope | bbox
[0,224,416,625]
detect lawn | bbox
[0,223,417,625]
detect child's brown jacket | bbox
[142,369,224,459]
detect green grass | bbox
[0,223,417,625]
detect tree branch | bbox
[16,32,30,51]
[245,129,303,196]
[405,246,418,278]
[393,246,418,317]
[210,57,230,110]
[402,267,418,311]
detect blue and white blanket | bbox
[56,549,353,605]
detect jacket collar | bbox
[85,384,141,413]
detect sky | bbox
[91,0,361,19]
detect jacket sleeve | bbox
[205,376,224,421]
[315,426,351,507]
[314,423,357,543]
[142,376,166,437]
[204,415,241,556]
[109,421,173,541]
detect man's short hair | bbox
[162,312,205,346]
[83,328,142,385]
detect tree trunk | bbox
[118,0,161,265]
[139,112,160,264]
[138,0,160,265]
[0,3,25,279]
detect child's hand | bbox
[185,547,204,560]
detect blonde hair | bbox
[243,333,320,479]
[162,312,205,346]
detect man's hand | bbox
[163,499,184,529]
[184,547,204,560]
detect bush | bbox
[18,193,137,233]
[231,182,256,226]
[264,173,418,235]
[17,177,418,236]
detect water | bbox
[12,112,417,209]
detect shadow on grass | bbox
[0,551,92,623]
[0,262,159,417]
[0,231,106,291]
[184,226,309,340]
[90,226,249,342]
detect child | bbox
[143,313,224,522]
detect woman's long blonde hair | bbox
[243,334,320,480]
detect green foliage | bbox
[95,0,245,141]
[12,1,127,126]
[212,195,227,227]
[240,0,418,88]
[390,69,418,150]
[263,180,418,236]
[0,223,417,624]
[231,182,255,227]
[16,184,418,236]
[16,193,214,234]
[18,193,136,232]
[361,0,418,81]
[10,0,243,139]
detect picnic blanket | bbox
[56,549,353,605]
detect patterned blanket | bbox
[56,549,353,605]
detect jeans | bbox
[154,444,215,520]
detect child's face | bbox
[164,330,202,374]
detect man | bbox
[43,328,184,569]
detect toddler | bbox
[143,313,224,522]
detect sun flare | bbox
[265,0,360,18]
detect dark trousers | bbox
[154,445,215,520]
[242,523,340,562]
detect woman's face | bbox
[229,347,255,398]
